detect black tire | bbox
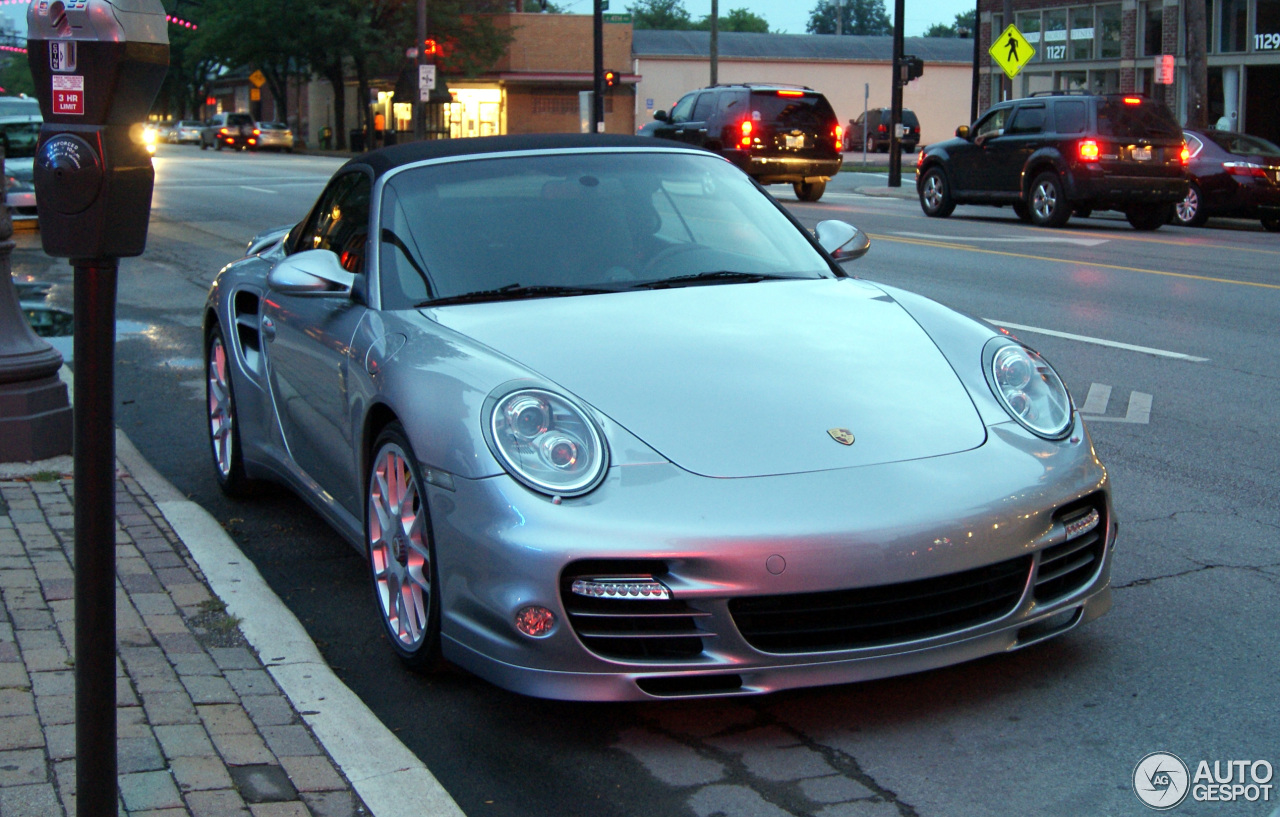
[1262,215,1280,232]
[1126,203,1171,231]
[215,140,223,151]
[866,135,877,153]
[918,167,955,218]
[1012,201,1032,223]
[794,179,826,202]
[366,422,441,671]
[1073,207,1093,219]
[205,325,251,497]
[1173,183,1209,227]
[200,139,208,151]
[1028,172,1072,228]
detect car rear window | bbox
[750,92,836,129]
[1096,99,1181,140]
[1054,101,1088,133]
[227,113,254,126]
[900,110,920,127]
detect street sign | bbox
[603,13,631,22]
[989,24,1035,79]
[419,64,435,102]
[249,87,260,102]
[1157,54,1175,84]
[249,69,266,88]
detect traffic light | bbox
[897,55,924,85]
[422,38,439,57]
[604,69,619,90]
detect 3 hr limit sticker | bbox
[52,74,84,115]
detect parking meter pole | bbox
[72,258,119,817]
[888,0,905,187]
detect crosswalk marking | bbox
[1079,383,1152,424]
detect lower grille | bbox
[1035,496,1108,602]
[729,555,1032,654]
[561,563,709,661]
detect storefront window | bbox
[1058,71,1088,92]
[1017,11,1042,59]
[1219,0,1248,52]
[1044,9,1068,62]
[1257,0,1280,51]
[1097,5,1122,59]
[1070,7,1094,60]
[1141,2,1163,57]
[1091,69,1120,94]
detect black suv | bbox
[850,108,920,153]
[916,92,1188,230]
[201,112,257,151]
[641,83,843,201]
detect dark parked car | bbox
[639,83,843,201]
[201,112,258,150]
[916,92,1189,230]
[1173,128,1280,230]
[850,107,920,153]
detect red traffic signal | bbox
[422,38,439,57]
[604,69,619,90]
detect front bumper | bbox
[427,419,1114,700]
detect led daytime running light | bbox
[571,578,671,600]
[1064,508,1101,541]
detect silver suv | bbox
[201,112,257,151]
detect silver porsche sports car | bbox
[204,134,1114,701]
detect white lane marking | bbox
[1080,383,1112,415]
[895,231,1110,247]
[984,319,1211,362]
[1081,388,1153,424]
[240,185,278,194]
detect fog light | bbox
[1064,508,1101,540]
[570,577,670,600]
[515,606,555,637]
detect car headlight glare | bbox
[984,340,1073,439]
[490,389,607,496]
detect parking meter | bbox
[26,0,169,259]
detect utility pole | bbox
[593,0,604,131]
[415,0,427,139]
[710,0,718,85]
[1002,0,1012,100]
[1185,0,1209,127]
[970,0,980,123]
[888,0,904,186]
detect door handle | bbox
[261,317,276,341]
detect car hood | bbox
[427,278,987,478]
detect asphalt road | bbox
[23,144,1280,817]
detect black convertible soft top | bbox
[346,133,689,179]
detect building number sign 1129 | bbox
[1258,32,1280,49]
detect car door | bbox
[983,103,1047,196]
[261,170,373,512]
[672,92,714,147]
[949,105,1012,193]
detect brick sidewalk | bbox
[0,465,369,817]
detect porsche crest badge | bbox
[827,428,855,446]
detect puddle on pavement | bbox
[22,303,154,365]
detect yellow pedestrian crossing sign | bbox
[990,24,1035,79]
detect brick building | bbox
[976,0,1280,143]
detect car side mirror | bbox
[654,110,669,122]
[268,248,355,296]
[815,220,871,263]
[956,125,970,139]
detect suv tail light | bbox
[1180,144,1190,165]
[1123,97,1143,105]
[740,120,753,147]
[777,90,804,97]
[834,124,843,151]
[1224,161,1267,178]
[1078,139,1100,162]
[877,124,887,133]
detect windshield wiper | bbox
[416,283,621,307]
[634,271,795,290]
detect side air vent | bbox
[560,560,710,661]
[1035,495,1107,602]
[232,290,262,372]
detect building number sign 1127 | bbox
[1258,32,1280,49]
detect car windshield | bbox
[1205,131,1280,157]
[1096,99,1181,139]
[377,151,832,308]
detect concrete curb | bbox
[114,430,465,817]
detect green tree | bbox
[0,56,35,98]
[806,0,891,36]
[628,0,694,30]
[924,9,975,38]
[693,8,770,33]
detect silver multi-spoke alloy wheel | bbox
[368,436,434,656]
[1032,180,1058,221]
[923,175,943,209]
[1176,187,1198,223]
[207,334,234,479]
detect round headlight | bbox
[489,388,608,496]
[983,340,1073,439]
